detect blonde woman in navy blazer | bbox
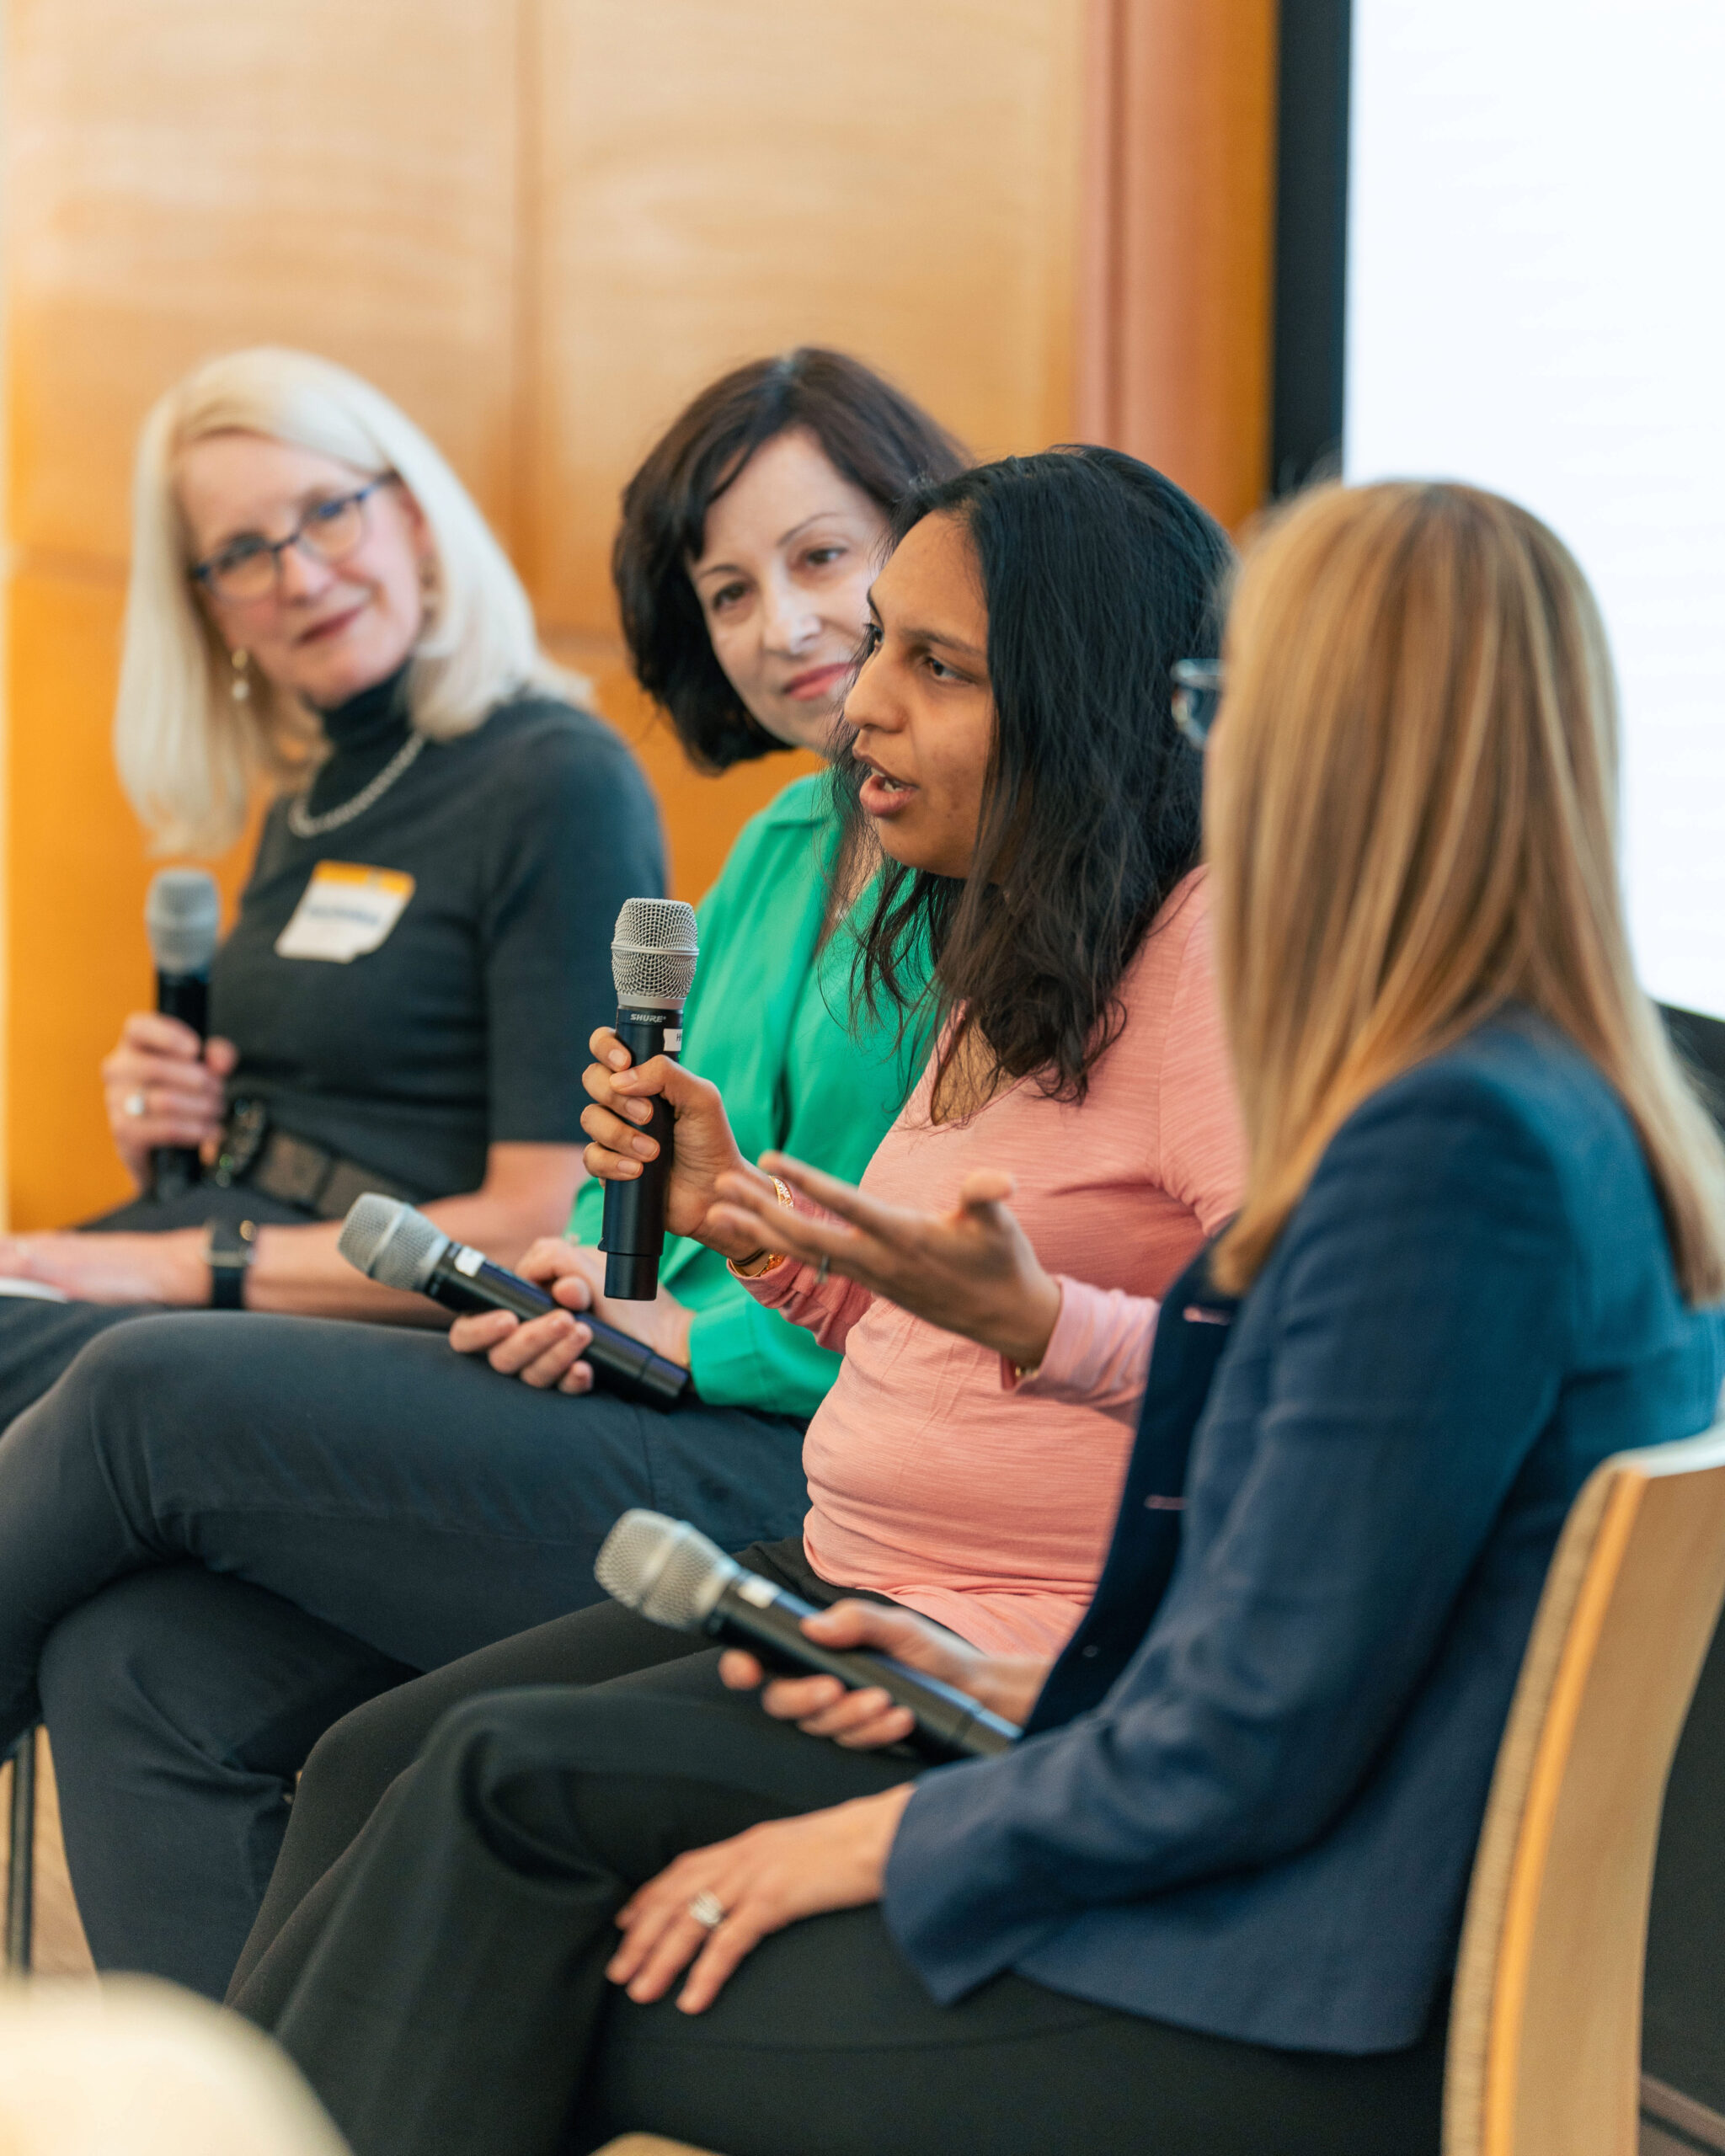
[234,482,1725,2156]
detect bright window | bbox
[1346,0,1725,1017]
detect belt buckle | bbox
[259,1133,334,1210]
[212,1097,270,1188]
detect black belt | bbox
[212,1097,416,1221]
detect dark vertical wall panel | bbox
[1271,0,1351,494]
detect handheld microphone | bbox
[600,898,699,1301]
[144,867,221,1200]
[595,1510,1021,1761]
[338,1193,690,1411]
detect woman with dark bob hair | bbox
[240,483,1722,2156]
[615,346,966,771]
[224,444,1247,2082]
[0,350,962,1999]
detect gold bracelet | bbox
[727,1177,795,1279]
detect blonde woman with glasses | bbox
[238,482,1723,2156]
[0,347,663,1422]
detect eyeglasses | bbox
[189,478,396,603]
[1171,658,1225,749]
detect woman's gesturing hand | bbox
[101,1013,238,1190]
[579,1027,778,1262]
[719,1598,1049,1748]
[447,1236,695,1391]
[607,1785,915,2015]
[708,1152,1064,1371]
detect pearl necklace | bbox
[286,730,428,840]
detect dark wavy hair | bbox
[612,350,968,771]
[836,446,1233,1103]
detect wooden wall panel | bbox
[1081,0,1279,531]
[526,0,1086,635]
[4,572,256,1229]
[2,0,522,1230]
[1,0,1276,1232]
[5,0,523,564]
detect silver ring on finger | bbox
[123,1091,147,1118]
[687,1889,727,1931]
[814,1253,831,1286]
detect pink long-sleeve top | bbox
[746,867,1245,1658]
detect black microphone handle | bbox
[599,1004,684,1300]
[705,1577,1019,1762]
[152,968,210,1200]
[422,1246,690,1410]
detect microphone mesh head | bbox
[611,898,699,1007]
[594,1510,735,1630]
[145,867,221,975]
[337,1193,446,1294]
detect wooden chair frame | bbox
[1446,1423,1725,2156]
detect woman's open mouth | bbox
[858,764,917,817]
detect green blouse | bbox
[570,771,930,1420]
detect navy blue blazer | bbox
[884,1011,1725,2054]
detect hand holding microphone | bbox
[718,1599,1051,1753]
[447,1236,700,1390]
[595,1511,1022,1760]
[103,870,234,1195]
[596,899,700,1300]
[582,992,793,1285]
[339,1195,690,1408]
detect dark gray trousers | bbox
[232,1660,1446,2156]
[0,1311,807,1996]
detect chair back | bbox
[1445,1422,1725,2156]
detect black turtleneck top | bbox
[206,670,665,1200]
[301,662,420,814]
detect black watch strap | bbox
[206,1217,258,1310]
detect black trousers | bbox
[230,1535,888,1996]
[0,1182,312,1430]
[0,1312,808,1996]
[1646,1606,1725,2112]
[232,1657,1446,2156]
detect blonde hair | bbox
[1207,480,1725,1303]
[116,346,573,854]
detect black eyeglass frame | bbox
[189,476,398,600]
[1171,658,1226,749]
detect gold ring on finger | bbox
[687,1889,727,1931]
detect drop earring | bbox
[229,648,250,703]
[417,557,439,623]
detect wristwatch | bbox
[206,1217,258,1310]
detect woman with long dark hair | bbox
[222,443,1247,2025]
[0,350,960,1999]
[236,483,1722,2156]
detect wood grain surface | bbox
[2,0,1273,1230]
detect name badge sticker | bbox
[275,862,416,964]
